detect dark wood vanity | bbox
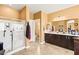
[45,32,75,50]
[74,38,79,55]
[45,32,79,55]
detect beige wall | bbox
[26,5,30,21]
[74,19,79,31]
[48,5,79,21]
[33,11,41,19]
[41,11,47,42]
[30,12,34,20]
[51,19,79,32]
[19,5,30,21]
[33,11,47,42]
[33,11,47,27]
[33,11,41,41]
[48,5,79,32]
[0,4,27,20]
[19,6,26,20]
[52,20,67,32]
[0,4,19,19]
[41,11,47,29]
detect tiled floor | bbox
[13,42,74,55]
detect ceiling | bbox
[5,4,77,13]
[28,4,76,13]
[6,4,25,11]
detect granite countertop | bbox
[45,31,79,37]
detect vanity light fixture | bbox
[53,16,66,21]
[67,20,74,23]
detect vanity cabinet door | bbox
[74,39,79,55]
[61,35,67,48]
[55,35,61,46]
[45,34,57,44]
[45,34,52,43]
[56,35,67,48]
[67,36,74,50]
[51,34,57,44]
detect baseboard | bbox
[40,41,45,44]
[5,46,25,55]
[25,46,31,49]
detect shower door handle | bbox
[3,30,6,37]
[10,31,13,50]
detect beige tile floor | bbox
[13,41,74,55]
